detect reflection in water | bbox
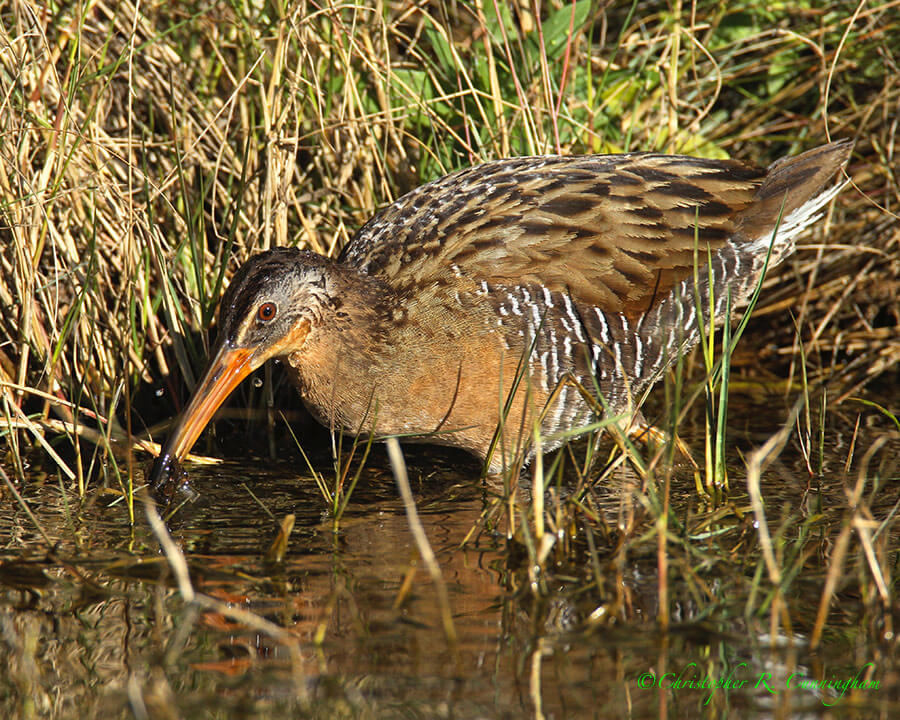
[1,427,898,718]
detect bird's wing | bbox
[340,145,848,318]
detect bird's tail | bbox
[735,139,853,257]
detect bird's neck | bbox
[284,271,533,460]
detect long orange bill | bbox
[148,343,257,494]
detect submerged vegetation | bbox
[0,0,898,716]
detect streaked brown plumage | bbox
[149,140,852,496]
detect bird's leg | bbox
[542,374,698,469]
[626,416,699,470]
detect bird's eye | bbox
[257,302,277,322]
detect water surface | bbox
[1,412,898,718]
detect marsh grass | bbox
[0,1,886,478]
[0,1,898,710]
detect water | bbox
[1,412,898,718]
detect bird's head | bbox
[217,247,338,361]
[148,247,343,495]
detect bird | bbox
[148,140,852,498]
